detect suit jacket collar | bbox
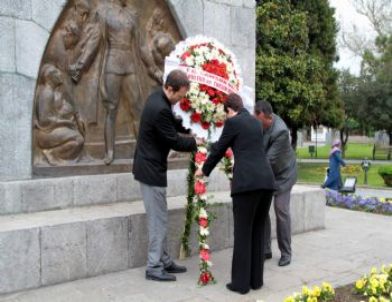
[160,88,172,108]
[238,108,249,116]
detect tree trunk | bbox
[388,130,392,160]
[339,125,349,158]
[290,126,298,150]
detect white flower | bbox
[199,208,208,219]
[202,243,210,250]
[197,146,208,154]
[206,260,213,267]
[199,226,209,236]
[194,56,206,66]
[185,56,195,66]
[199,193,208,201]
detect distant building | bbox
[311,126,329,143]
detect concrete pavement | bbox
[1,207,391,302]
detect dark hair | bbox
[224,93,244,113]
[255,100,273,116]
[164,70,190,92]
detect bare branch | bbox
[351,0,392,35]
[340,24,375,56]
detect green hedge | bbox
[378,165,392,176]
[378,165,392,187]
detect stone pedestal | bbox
[0,181,325,295]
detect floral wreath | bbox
[167,35,243,142]
[166,36,240,286]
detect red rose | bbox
[195,152,207,164]
[201,122,210,130]
[199,272,210,285]
[225,148,233,158]
[194,180,206,195]
[191,112,201,123]
[199,249,210,261]
[179,98,191,111]
[199,217,209,228]
[215,121,223,128]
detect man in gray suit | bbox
[254,100,297,266]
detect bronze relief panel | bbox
[33,0,181,175]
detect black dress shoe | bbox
[164,262,187,273]
[145,270,176,281]
[264,252,272,260]
[226,283,249,295]
[278,256,291,267]
[251,283,263,290]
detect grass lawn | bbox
[296,143,375,160]
[297,162,388,188]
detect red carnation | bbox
[191,112,202,123]
[199,84,209,92]
[199,217,209,228]
[179,98,191,111]
[225,148,233,158]
[199,272,211,285]
[199,249,210,261]
[195,152,207,164]
[180,51,191,61]
[207,88,216,97]
[201,122,210,130]
[215,121,223,128]
[212,98,220,105]
[194,180,206,195]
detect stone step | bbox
[0,170,230,215]
[0,186,325,295]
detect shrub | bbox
[378,166,392,187]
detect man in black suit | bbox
[196,93,275,294]
[133,70,201,282]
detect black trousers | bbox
[231,189,273,292]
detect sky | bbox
[328,0,376,75]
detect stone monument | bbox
[0,0,324,296]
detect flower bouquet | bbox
[165,36,242,285]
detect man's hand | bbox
[195,168,204,177]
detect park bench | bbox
[372,143,392,160]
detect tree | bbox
[256,0,343,148]
[292,0,344,130]
[341,0,392,57]
[337,70,361,156]
[358,34,392,153]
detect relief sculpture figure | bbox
[69,0,163,165]
[35,64,85,165]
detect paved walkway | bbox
[297,158,390,164]
[1,207,391,302]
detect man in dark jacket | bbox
[254,100,297,267]
[196,94,275,295]
[133,70,201,282]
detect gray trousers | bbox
[140,182,172,273]
[265,189,292,258]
